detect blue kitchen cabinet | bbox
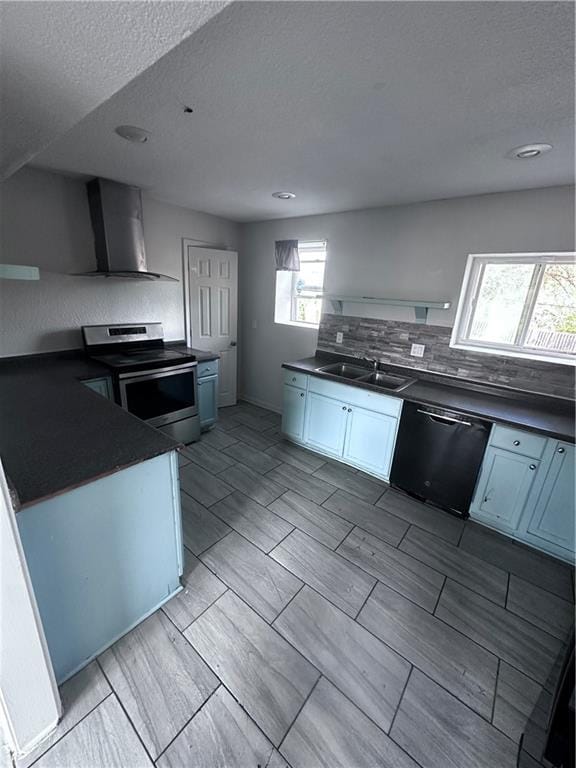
[82,376,112,399]
[470,427,574,562]
[470,447,540,534]
[197,359,219,430]
[282,383,307,440]
[17,451,182,683]
[198,374,218,430]
[283,370,402,480]
[303,392,349,455]
[523,441,575,557]
[343,406,398,478]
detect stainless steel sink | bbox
[316,362,370,379]
[357,371,416,392]
[316,361,415,392]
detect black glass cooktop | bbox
[90,348,196,372]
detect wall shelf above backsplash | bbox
[326,295,451,323]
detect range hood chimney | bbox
[75,178,177,281]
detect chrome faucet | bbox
[364,357,379,373]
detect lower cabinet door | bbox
[198,374,218,429]
[470,447,539,533]
[526,441,575,554]
[343,406,397,479]
[282,384,307,440]
[303,392,348,456]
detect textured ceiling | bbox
[33,1,574,221]
[0,1,228,179]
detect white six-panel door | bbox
[185,246,238,407]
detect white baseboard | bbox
[237,393,282,414]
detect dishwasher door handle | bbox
[416,409,472,427]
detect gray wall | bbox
[0,167,238,356]
[239,185,575,411]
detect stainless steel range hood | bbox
[74,178,177,281]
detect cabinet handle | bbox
[342,406,347,411]
[347,408,352,413]
[292,377,297,382]
[513,440,520,446]
[558,446,565,454]
[529,464,536,471]
[300,392,304,398]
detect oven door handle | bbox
[118,363,197,382]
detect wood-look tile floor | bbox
[22,402,575,768]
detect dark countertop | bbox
[0,351,181,510]
[168,342,219,362]
[284,352,575,443]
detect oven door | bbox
[119,363,198,427]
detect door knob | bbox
[513,440,520,446]
[558,446,565,454]
[529,464,536,471]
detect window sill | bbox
[450,340,576,367]
[274,319,319,330]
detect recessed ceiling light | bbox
[272,191,296,200]
[114,125,150,143]
[507,143,552,159]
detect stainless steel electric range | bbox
[83,322,200,444]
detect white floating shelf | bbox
[0,264,40,281]
[326,296,451,323]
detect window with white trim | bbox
[274,240,327,328]
[451,253,576,365]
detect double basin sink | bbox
[315,362,416,393]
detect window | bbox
[275,240,327,327]
[451,253,576,364]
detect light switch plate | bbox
[336,332,344,344]
[410,343,425,357]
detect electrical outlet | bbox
[410,343,425,358]
[336,332,344,344]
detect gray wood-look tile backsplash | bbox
[318,314,574,399]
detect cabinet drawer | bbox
[197,359,219,378]
[283,369,309,389]
[308,376,401,418]
[490,425,547,459]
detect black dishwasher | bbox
[390,401,491,518]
